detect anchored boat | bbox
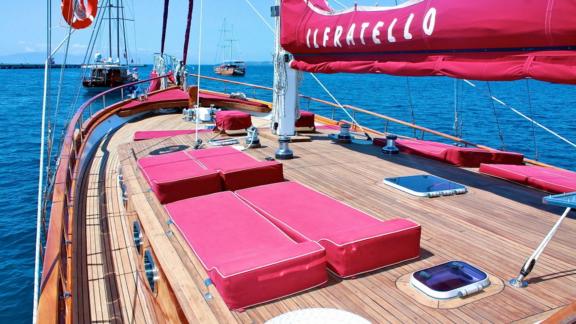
[214,20,246,77]
[34,0,576,323]
[79,0,139,91]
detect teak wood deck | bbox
[78,113,576,323]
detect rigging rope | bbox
[160,0,170,55]
[243,0,274,32]
[310,73,372,139]
[453,79,459,137]
[48,26,73,175]
[332,0,350,9]
[182,0,194,65]
[464,79,576,150]
[66,0,107,138]
[486,82,505,150]
[33,0,52,322]
[453,79,464,138]
[525,80,539,160]
[405,78,416,137]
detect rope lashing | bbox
[525,80,539,160]
[486,82,505,150]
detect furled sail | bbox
[280,0,576,84]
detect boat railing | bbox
[37,74,171,324]
[189,73,551,168]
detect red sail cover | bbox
[281,0,576,83]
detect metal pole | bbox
[33,0,52,320]
[510,207,572,287]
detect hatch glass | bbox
[411,261,490,299]
[383,174,467,197]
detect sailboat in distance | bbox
[214,19,246,76]
[81,0,139,90]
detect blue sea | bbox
[0,64,574,322]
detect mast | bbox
[229,39,233,61]
[120,0,130,65]
[108,0,112,58]
[272,0,299,159]
[116,0,120,60]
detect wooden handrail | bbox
[37,75,171,324]
[343,104,478,147]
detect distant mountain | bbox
[0,52,87,64]
[0,52,272,66]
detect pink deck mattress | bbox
[373,138,524,167]
[166,191,327,310]
[236,181,421,278]
[137,147,284,203]
[480,164,576,193]
[189,146,285,191]
[137,151,222,204]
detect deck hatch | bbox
[411,261,490,299]
[383,174,467,197]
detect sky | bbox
[0,0,397,64]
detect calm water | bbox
[0,64,574,321]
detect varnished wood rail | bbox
[37,75,171,324]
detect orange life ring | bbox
[61,0,98,29]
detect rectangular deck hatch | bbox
[411,261,490,299]
[383,174,467,197]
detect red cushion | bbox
[376,138,524,167]
[479,164,531,183]
[137,151,222,204]
[480,164,576,193]
[396,139,449,161]
[444,147,524,167]
[215,110,252,131]
[236,181,421,278]
[166,192,327,310]
[295,110,315,128]
[190,147,285,191]
[529,176,576,194]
